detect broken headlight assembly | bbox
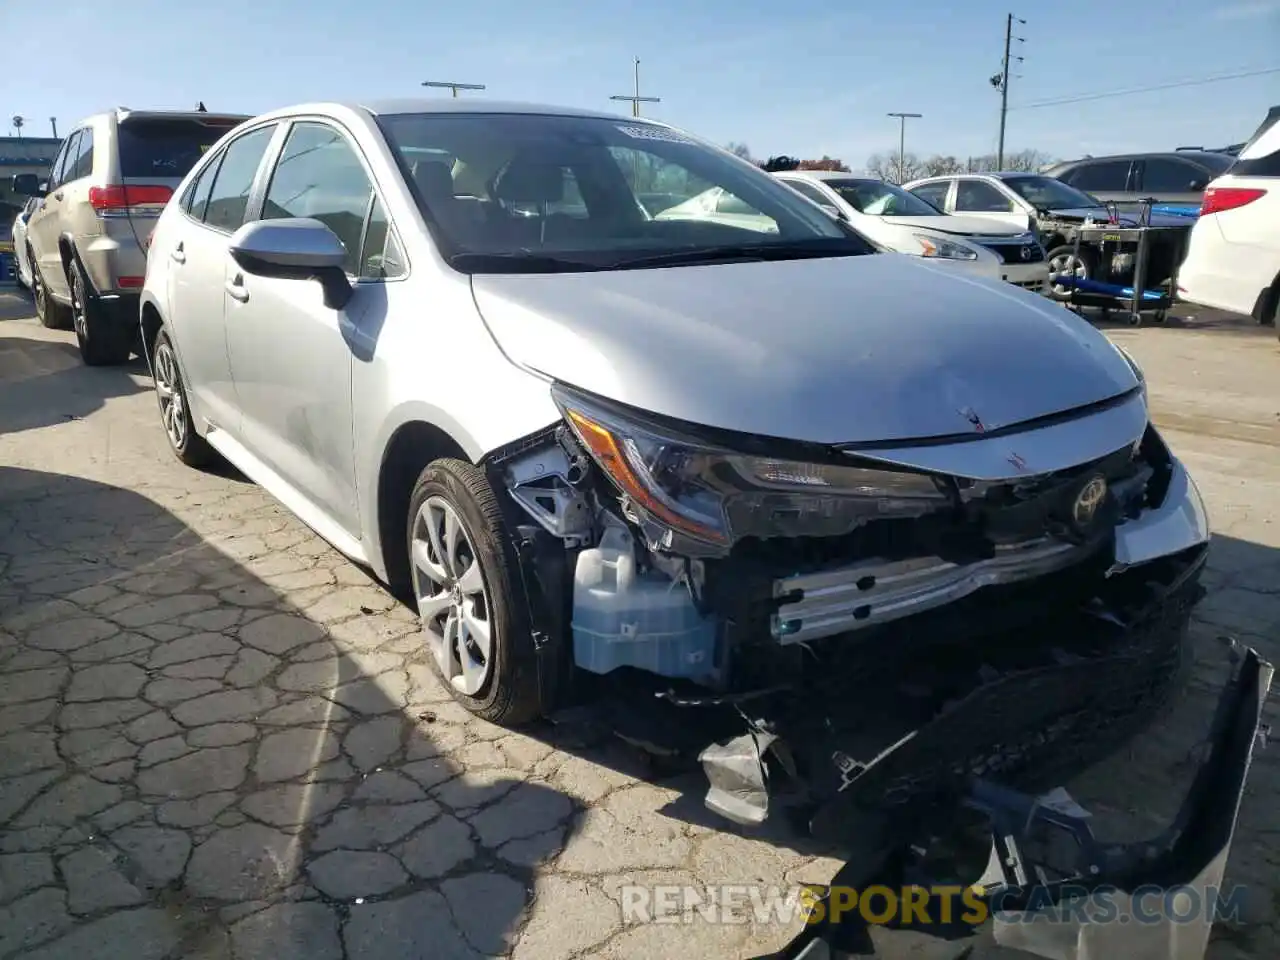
[551,385,952,554]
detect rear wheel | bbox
[31,254,72,330]
[151,329,214,467]
[1045,244,1097,302]
[407,458,541,725]
[70,261,132,366]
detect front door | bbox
[26,131,80,298]
[223,119,378,536]
[951,179,1028,230]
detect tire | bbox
[407,458,541,725]
[31,252,72,330]
[1045,244,1098,302]
[151,329,215,468]
[70,259,132,366]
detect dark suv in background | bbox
[1043,151,1236,216]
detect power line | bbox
[1010,66,1280,111]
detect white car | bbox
[1177,107,1280,331]
[9,196,41,289]
[775,171,1049,293]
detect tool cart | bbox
[1055,199,1192,325]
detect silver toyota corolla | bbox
[140,100,1209,798]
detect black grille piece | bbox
[981,241,1046,264]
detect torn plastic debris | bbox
[701,728,779,826]
[747,642,1272,960]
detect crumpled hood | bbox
[880,214,1028,237]
[471,253,1138,445]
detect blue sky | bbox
[3,0,1277,167]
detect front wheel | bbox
[152,329,215,467]
[1045,245,1098,302]
[32,254,72,330]
[407,458,541,725]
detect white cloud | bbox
[1213,1,1280,21]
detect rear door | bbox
[1134,157,1214,213]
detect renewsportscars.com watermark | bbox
[619,883,1251,927]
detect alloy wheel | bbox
[1048,252,1087,298]
[410,496,493,695]
[152,341,188,451]
[71,270,87,339]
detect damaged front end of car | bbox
[482,377,1214,841]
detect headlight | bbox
[913,234,980,261]
[552,386,950,549]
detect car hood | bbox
[470,254,1138,445]
[879,214,1027,237]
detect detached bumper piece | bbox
[751,641,1272,960]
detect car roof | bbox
[1047,150,1232,168]
[906,172,1034,184]
[775,170,870,182]
[360,98,642,123]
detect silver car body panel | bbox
[144,98,1199,613]
[471,253,1137,446]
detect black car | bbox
[1042,151,1236,215]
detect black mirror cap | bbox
[11,173,44,197]
[228,247,352,312]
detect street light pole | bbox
[993,13,1026,170]
[421,80,487,98]
[610,57,661,117]
[886,112,922,183]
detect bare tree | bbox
[921,154,964,177]
[865,151,923,184]
[725,142,754,162]
[1003,148,1055,172]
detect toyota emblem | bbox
[1072,475,1108,530]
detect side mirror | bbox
[11,173,44,198]
[228,218,353,311]
[1189,179,1206,191]
[819,203,845,221]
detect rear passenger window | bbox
[954,180,1013,212]
[261,122,374,276]
[203,126,276,232]
[69,130,94,181]
[50,131,80,189]
[182,157,220,221]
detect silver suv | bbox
[13,108,247,364]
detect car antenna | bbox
[195,101,207,113]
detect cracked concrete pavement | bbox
[1,291,1279,959]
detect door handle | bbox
[225,275,249,303]
[170,242,186,264]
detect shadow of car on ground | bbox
[0,465,581,959]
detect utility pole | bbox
[50,117,58,138]
[886,112,921,183]
[991,13,1025,170]
[421,80,487,98]
[610,57,661,117]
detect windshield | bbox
[1002,175,1103,211]
[377,112,871,271]
[827,179,944,216]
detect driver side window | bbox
[954,180,1014,213]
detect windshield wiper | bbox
[447,252,603,274]
[610,240,862,270]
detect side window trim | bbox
[260,115,410,281]
[71,126,95,182]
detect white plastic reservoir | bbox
[572,525,719,683]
